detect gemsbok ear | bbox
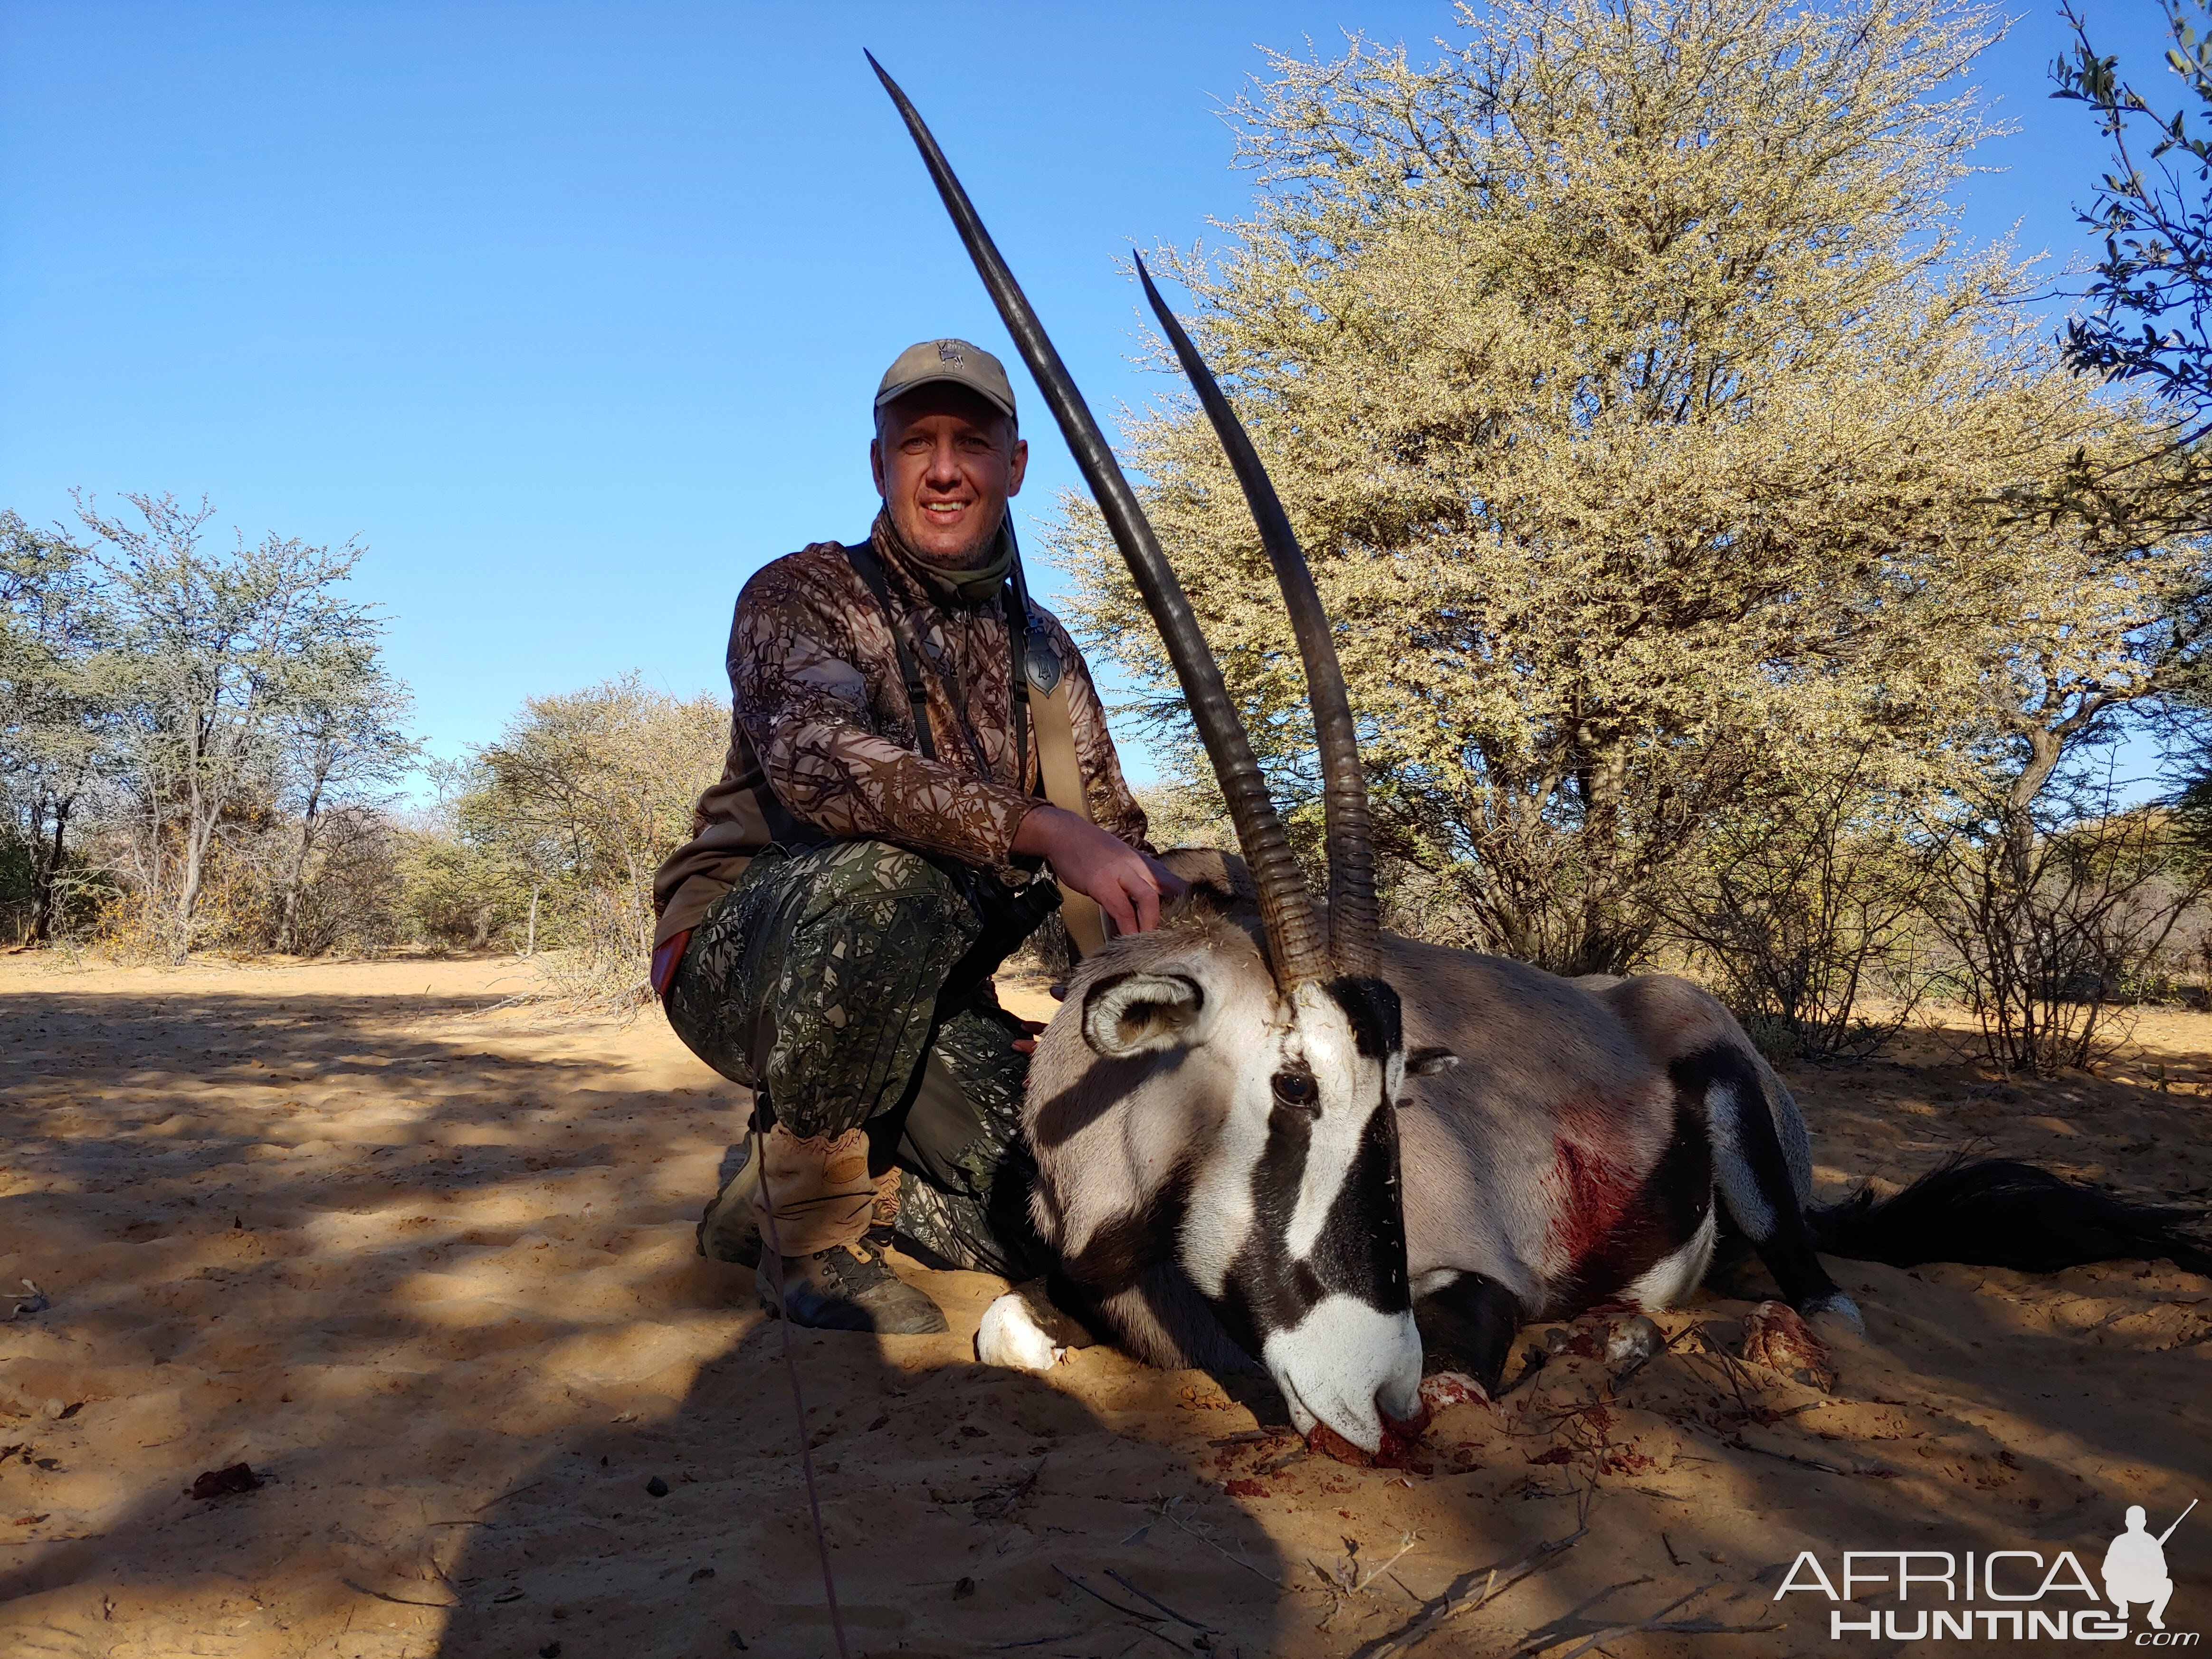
[1407,1047,1460,1076]
[1082,971,1210,1058]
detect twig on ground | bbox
[1146,1494,1285,1588]
[1351,1528,1586,1659]
[1104,1568,1215,1632]
[341,1577,458,1610]
[1504,1577,1781,1657]
[1725,1437,1851,1476]
[1542,1580,1702,1659]
[975,1457,1048,1522]
[1052,1564,1162,1623]
[1353,1533,1423,1593]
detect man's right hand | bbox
[1012,805,1186,935]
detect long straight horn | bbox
[1133,256,1379,977]
[866,52,1327,987]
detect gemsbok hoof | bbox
[1741,1300,1836,1392]
[976,1281,1086,1374]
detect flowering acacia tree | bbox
[1056,0,2199,977]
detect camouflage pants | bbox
[663,839,1042,1279]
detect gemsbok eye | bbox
[1270,1070,1320,1112]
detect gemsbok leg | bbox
[1589,973,1858,1325]
[1682,1042,1859,1324]
[1410,1270,1521,1395]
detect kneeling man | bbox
[2103,1505,2175,1630]
[652,339,1181,1333]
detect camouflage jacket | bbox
[651,512,1148,945]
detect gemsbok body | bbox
[872,60,2212,1459]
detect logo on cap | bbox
[937,341,966,367]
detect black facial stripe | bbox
[1211,1089,1411,1350]
[1306,1105,1411,1312]
[1325,975,1403,1060]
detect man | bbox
[652,338,1182,1334]
[2103,1505,2177,1630]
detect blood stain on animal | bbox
[1542,1135,1637,1270]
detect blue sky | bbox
[0,1,2183,789]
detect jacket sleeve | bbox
[1035,608,1152,852]
[730,558,1039,868]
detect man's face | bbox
[870,385,1028,566]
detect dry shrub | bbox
[1663,770,1936,1062]
[1924,796,2211,1074]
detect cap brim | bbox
[874,372,1016,420]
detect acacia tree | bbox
[1057,0,2195,975]
[81,493,396,960]
[0,512,114,943]
[269,650,415,954]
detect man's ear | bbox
[869,434,887,497]
[1005,432,1029,496]
[1082,971,1210,1058]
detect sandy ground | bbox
[1,954,2208,1658]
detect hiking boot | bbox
[695,1143,763,1268]
[757,1242,948,1335]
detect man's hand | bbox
[1012,805,1188,935]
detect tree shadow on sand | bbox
[0,979,1293,1659]
[430,1294,1296,1659]
[7,976,2210,1658]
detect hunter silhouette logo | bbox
[2106,1501,2194,1632]
[1775,1498,2198,1642]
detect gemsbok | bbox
[869,59,2212,1459]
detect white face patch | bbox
[1179,1068,1270,1299]
[1281,982,1386,1263]
[1260,1294,1423,1453]
[1175,993,1293,1300]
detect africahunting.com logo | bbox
[1775,1501,2197,1643]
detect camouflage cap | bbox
[875,338,1017,423]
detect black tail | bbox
[1808,1157,2212,1277]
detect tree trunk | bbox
[174,762,208,963]
[27,796,71,946]
[273,773,327,956]
[1999,728,2065,901]
[524,883,540,957]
